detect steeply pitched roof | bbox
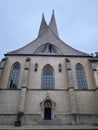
[49,10,58,37]
[6,11,89,57]
[38,13,48,37]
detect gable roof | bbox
[6,11,89,57]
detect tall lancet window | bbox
[42,65,54,89]
[9,62,20,89]
[76,63,87,89]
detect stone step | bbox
[0,125,98,130]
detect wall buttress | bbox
[0,58,7,80]
[65,59,78,124]
[19,58,30,112]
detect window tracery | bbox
[9,62,20,89]
[76,63,87,89]
[42,65,54,89]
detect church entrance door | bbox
[44,107,51,120]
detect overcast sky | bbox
[0,0,98,59]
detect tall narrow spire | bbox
[38,13,48,37]
[49,10,59,37]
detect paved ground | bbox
[0,125,98,130]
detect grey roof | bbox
[38,13,48,37]
[7,11,89,56]
[49,10,58,37]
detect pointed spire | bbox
[38,13,48,37]
[49,10,59,37]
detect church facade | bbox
[0,11,98,126]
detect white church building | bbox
[0,11,98,126]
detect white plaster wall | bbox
[0,56,25,89]
[95,62,98,86]
[24,91,70,114]
[0,55,97,115]
[27,56,69,89]
[69,57,96,89]
[95,90,98,112]
[75,91,97,114]
[0,90,20,114]
[0,56,69,90]
[0,56,96,90]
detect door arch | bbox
[40,95,56,120]
[44,99,52,120]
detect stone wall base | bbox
[0,114,98,126]
[0,115,17,125]
[77,114,98,125]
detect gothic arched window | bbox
[34,43,62,55]
[43,44,56,53]
[42,65,54,89]
[9,62,20,89]
[76,63,87,89]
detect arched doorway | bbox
[40,95,56,120]
[44,99,52,120]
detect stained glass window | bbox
[9,62,20,89]
[42,65,54,89]
[76,63,87,89]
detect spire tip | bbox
[52,9,54,14]
[42,12,44,18]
